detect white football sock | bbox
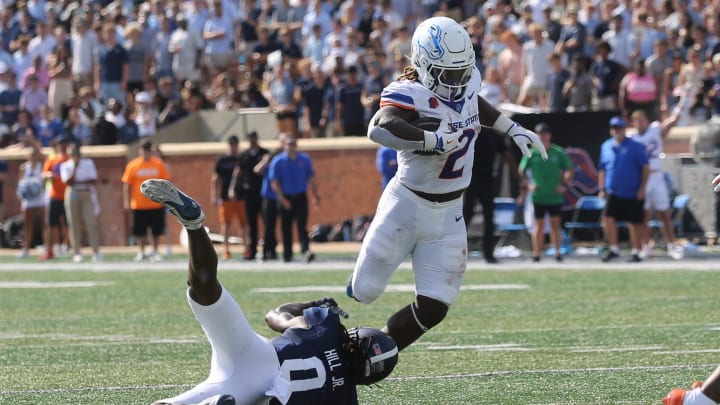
[684,388,717,405]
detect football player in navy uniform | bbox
[141,179,398,405]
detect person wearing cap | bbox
[269,135,320,263]
[121,140,171,262]
[598,116,649,262]
[517,123,573,262]
[59,142,102,263]
[233,131,270,260]
[134,91,157,138]
[212,135,248,260]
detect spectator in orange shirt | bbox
[41,136,70,260]
[121,140,170,262]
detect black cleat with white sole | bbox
[140,179,205,229]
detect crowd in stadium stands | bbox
[0,0,718,147]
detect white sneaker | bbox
[639,244,653,259]
[668,243,684,260]
[16,250,29,259]
[92,253,104,263]
[151,252,163,262]
[133,252,146,262]
[73,254,83,263]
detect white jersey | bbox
[378,67,483,194]
[631,121,663,171]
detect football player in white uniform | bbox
[629,108,683,259]
[346,16,548,351]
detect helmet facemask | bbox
[427,63,474,102]
[343,326,399,386]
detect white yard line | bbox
[251,284,529,293]
[0,281,114,288]
[2,364,716,396]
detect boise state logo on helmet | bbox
[418,24,445,61]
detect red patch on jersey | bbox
[428,97,439,109]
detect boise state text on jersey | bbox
[271,307,358,405]
[377,67,483,194]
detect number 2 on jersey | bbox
[439,129,475,179]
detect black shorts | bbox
[605,194,645,223]
[276,111,297,120]
[533,203,562,219]
[47,198,66,227]
[132,208,166,237]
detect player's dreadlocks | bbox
[397,65,419,82]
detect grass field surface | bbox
[1,255,719,404]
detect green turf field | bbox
[0,258,718,404]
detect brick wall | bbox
[0,139,383,246]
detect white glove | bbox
[508,122,548,160]
[423,119,463,154]
[713,173,720,193]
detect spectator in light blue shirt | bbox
[203,0,235,73]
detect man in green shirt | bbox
[518,123,573,262]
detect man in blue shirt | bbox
[95,23,128,105]
[336,65,365,136]
[139,179,398,405]
[598,116,649,262]
[590,42,626,111]
[0,71,22,126]
[269,136,321,263]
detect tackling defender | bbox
[140,179,398,405]
[346,16,547,351]
[660,174,720,405]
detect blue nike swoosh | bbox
[455,215,463,222]
[467,92,475,100]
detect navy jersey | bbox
[271,307,358,405]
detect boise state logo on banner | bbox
[419,24,444,60]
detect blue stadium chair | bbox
[564,196,606,244]
[648,194,692,241]
[493,197,529,247]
